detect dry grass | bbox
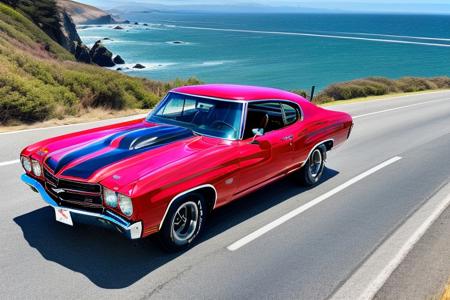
[0,108,148,132]
[320,89,450,107]
[442,282,450,300]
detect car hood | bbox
[43,122,221,186]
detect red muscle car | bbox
[20,84,353,251]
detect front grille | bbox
[44,168,103,212]
[44,168,58,187]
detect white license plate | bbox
[54,208,73,226]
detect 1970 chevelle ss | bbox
[21,84,353,251]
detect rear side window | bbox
[281,103,300,125]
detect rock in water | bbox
[89,40,101,57]
[133,64,146,69]
[113,55,125,64]
[114,25,124,30]
[90,40,115,67]
[75,43,91,63]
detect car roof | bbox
[172,84,308,103]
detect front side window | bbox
[244,102,284,139]
[244,101,301,139]
[148,93,243,140]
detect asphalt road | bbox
[0,91,449,299]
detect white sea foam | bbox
[165,41,193,45]
[321,30,450,42]
[110,62,177,72]
[172,25,450,48]
[80,36,105,40]
[106,40,163,46]
[190,60,235,67]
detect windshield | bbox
[147,92,244,140]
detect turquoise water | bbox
[78,13,450,90]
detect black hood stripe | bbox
[46,130,130,174]
[60,125,194,179]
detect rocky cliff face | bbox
[58,9,82,53]
[57,0,118,25]
[53,0,126,67]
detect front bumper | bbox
[21,174,142,239]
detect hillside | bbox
[0,2,199,125]
[58,0,118,24]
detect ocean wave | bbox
[110,62,177,72]
[165,41,193,46]
[171,25,450,48]
[316,30,450,42]
[107,60,237,73]
[189,60,235,67]
[106,40,163,46]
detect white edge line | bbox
[357,191,450,300]
[227,156,403,251]
[0,159,20,167]
[0,114,148,136]
[353,98,447,119]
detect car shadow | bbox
[14,167,339,289]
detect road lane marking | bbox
[227,156,403,251]
[0,159,19,167]
[353,98,447,119]
[331,182,450,300]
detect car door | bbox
[280,102,307,168]
[235,101,297,196]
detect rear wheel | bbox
[298,145,326,187]
[159,193,205,252]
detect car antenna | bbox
[309,85,316,102]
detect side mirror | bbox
[250,128,264,144]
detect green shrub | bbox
[0,2,203,125]
[396,77,438,92]
[429,77,450,89]
[291,89,308,98]
[312,76,450,104]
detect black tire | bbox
[159,193,205,252]
[297,144,326,187]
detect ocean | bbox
[78,13,450,90]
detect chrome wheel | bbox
[309,149,323,178]
[171,201,199,245]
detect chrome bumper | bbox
[21,174,142,239]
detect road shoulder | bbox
[375,198,450,300]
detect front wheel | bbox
[159,193,205,252]
[297,145,326,187]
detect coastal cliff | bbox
[57,0,119,25]
[58,8,82,53]
[0,2,200,126]
[56,0,125,66]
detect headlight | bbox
[21,156,32,172]
[31,160,42,177]
[103,188,118,208]
[119,194,133,216]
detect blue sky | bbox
[78,0,450,14]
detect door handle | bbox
[281,135,293,141]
